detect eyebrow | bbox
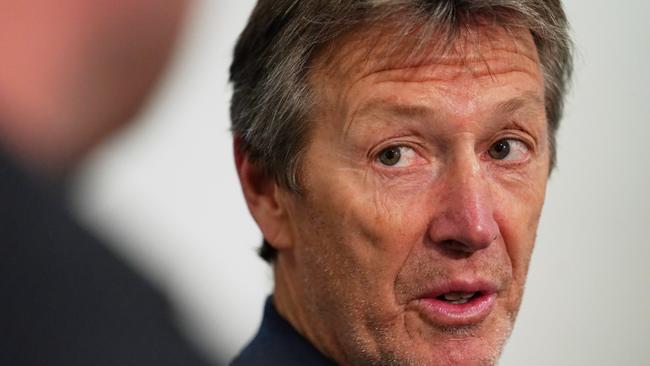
[342,100,436,138]
[352,100,437,124]
[353,91,543,127]
[493,92,545,116]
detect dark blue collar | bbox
[230,297,335,365]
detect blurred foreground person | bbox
[0,1,216,365]
[231,1,572,365]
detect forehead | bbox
[302,21,546,158]
[309,21,542,102]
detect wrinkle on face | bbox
[275,22,549,366]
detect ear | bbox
[234,137,293,252]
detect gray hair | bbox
[230,0,573,261]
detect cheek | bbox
[294,165,437,299]
[493,170,547,297]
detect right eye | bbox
[377,146,417,167]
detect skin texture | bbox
[238,24,549,366]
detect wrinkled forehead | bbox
[310,19,540,87]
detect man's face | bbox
[276,25,548,365]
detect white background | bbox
[72,1,650,364]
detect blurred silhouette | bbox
[0,1,216,365]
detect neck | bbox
[272,254,347,364]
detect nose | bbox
[427,155,499,255]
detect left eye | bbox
[377,146,418,167]
[487,138,529,161]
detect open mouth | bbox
[436,291,482,305]
[415,282,498,326]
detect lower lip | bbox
[417,292,497,327]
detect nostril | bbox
[441,239,472,253]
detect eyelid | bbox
[370,140,428,169]
[496,127,537,152]
[484,137,532,164]
[368,136,425,160]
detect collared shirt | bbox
[231,297,336,365]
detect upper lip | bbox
[417,279,499,299]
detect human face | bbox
[275,25,548,365]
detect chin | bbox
[372,336,508,366]
[349,309,514,366]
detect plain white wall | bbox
[72,0,650,364]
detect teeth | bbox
[443,292,476,304]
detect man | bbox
[0,1,216,365]
[231,1,572,365]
